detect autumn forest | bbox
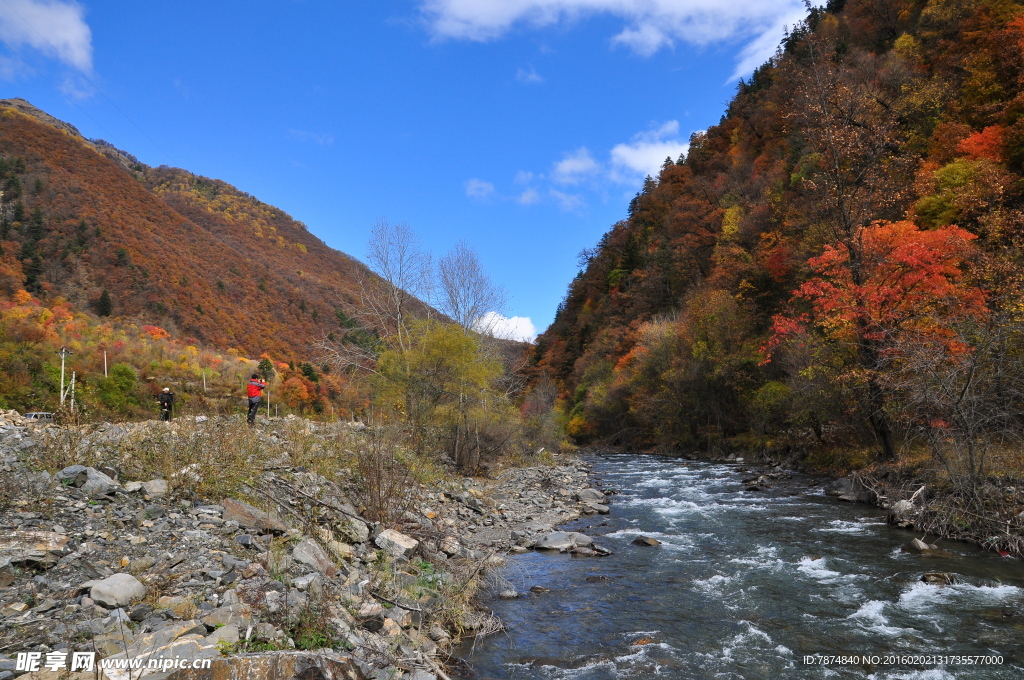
[529,0,1024,496]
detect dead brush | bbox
[352,425,417,526]
[284,421,358,478]
[117,418,274,499]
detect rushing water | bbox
[458,454,1024,679]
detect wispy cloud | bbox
[553,147,599,185]
[0,0,93,73]
[465,177,496,200]
[287,129,335,146]
[515,66,544,84]
[549,188,585,213]
[420,0,805,77]
[517,187,541,205]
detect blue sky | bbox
[0,0,806,339]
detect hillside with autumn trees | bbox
[534,0,1024,485]
[0,98,436,419]
[0,97,425,358]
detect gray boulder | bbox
[921,572,956,585]
[375,529,419,559]
[535,531,593,551]
[632,536,662,547]
[55,465,120,496]
[89,573,147,608]
[578,488,608,504]
[825,476,876,503]
[221,498,287,534]
[902,538,939,553]
[142,479,168,498]
[340,518,369,544]
[292,539,337,578]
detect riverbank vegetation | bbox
[533,0,1024,551]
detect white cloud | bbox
[553,147,599,185]
[287,129,335,145]
[516,67,544,83]
[420,0,805,75]
[475,311,537,342]
[0,0,92,73]
[465,177,496,199]
[514,170,535,184]
[518,187,541,205]
[610,120,688,180]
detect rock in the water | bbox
[921,572,956,585]
[632,536,662,547]
[902,538,932,553]
[89,573,147,608]
[292,538,337,578]
[535,531,593,551]
[530,585,551,593]
[375,528,419,559]
[825,476,876,503]
[498,590,518,599]
[221,498,288,534]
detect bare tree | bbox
[314,219,431,372]
[360,218,433,353]
[437,242,507,334]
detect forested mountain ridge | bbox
[535,0,1024,470]
[0,97,399,358]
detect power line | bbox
[0,33,129,152]
[0,0,176,165]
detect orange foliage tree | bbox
[764,221,987,458]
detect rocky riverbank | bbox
[0,412,606,680]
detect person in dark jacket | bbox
[246,373,268,425]
[158,387,174,421]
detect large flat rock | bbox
[221,498,287,534]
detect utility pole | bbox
[55,347,73,406]
[103,350,108,377]
[70,371,76,412]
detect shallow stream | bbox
[458,454,1024,679]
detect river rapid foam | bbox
[459,454,1024,679]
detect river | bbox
[457,454,1024,679]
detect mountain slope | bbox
[0,98,393,358]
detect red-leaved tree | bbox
[764,220,987,459]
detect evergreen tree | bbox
[27,208,44,242]
[257,358,275,381]
[97,289,112,317]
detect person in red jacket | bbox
[246,373,268,425]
